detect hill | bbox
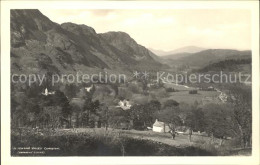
[167,46,205,54]
[195,58,251,73]
[149,46,205,56]
[11,9,164,77]
[163,49,251,69]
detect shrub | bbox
[118,88,133,99]
[165,88,175,92]
[157,89,168,98]
[189,90,198,94]
[128,84,141,94]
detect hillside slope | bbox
[11,9,163,77]
[195,58,251,73]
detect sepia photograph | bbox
[1,0,260,165]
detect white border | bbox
[1,1,259,165]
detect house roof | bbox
[153,120,165,127]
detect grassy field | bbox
[161,90,220,104]
[11,128,250,156]
[163,83,197,91]
[53,128,228,148]
[131,88,220,105]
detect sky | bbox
[40,9,251,52]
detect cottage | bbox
[152,119,170,133]
[117,99,132,110]
[85,84,94,92]
[42,88,55,96]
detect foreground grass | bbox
[11,128,251,156]
[11,128,214,156]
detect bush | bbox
[165,88,175,92]
[118,88,133,99]
[189,90,198,94]
[157,89,168,98]
[127,84,141,94]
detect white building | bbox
[42,88,55,96]
[85,85,93,92]
[152,119,170,133]
[117,99,132,110]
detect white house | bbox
[42,88,55,96]
[152,119,170,133]
[85,85,93,92]
[117,99,132,110]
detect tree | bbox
[129,100,161,129]
[144,100,161,126]
[52,90,72,127]
[163,99,179,108]
[155,99,182,139]
[107,108,130,129]
[203,104,233,145]
[64,84,79,99]
[128,83,140,94]
[11,88,19,125]
[149,100,161,112]
[99,106,109,130]
[130,104,146,127]
[24,83,43,98]
[83,98,100,127]
[157,106,182,139]
[70,101,83,128]
[110,83,119,96]
[118,88,132,100]
[185,108,206,142]
[227,84,252,148]
[97,97,115,130]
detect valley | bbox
[10,9,252,156]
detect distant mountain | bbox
[149,48,170,56]
[149,46,205,56]
[163,49,251,69]
[11,9,164,77]
[168,46,206,54]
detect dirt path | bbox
[55,128,197,147]
[121,130,194,147]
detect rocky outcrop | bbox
[11,9,164,75]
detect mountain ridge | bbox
[149,46,205,56]
[11,9,164,77]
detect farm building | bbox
[152,119,170,133]
[117,99,132,110]
[85,84,94,92]
[42,88,55,96]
